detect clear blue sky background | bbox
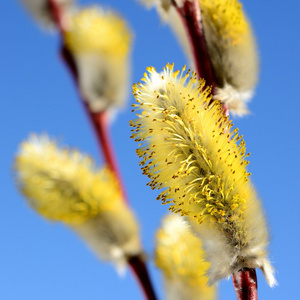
[1,0,299,299]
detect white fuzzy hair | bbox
[187,199,277,288]
[74,54,130,114]
[72,203,141,273]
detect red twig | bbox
[48,0,64,32]
[56,11,128,202]
[89,111,128,202]
[61,43,155,300]
[172,0,217,89]
[232,268,258,300]
[128,255,158,300]
[47,1,157,299]
[61,44,129,203]
[173,3,258,299]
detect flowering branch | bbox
[61,44,129,200]
[46,1,157,299]
[171,2,260,296]
[52,1,127,202]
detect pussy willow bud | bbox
[141,0,258,116]
[156,214,216,300]
[131,64,275,286]
[63,6,132,113]
[14,134,141,270]
[200,0,258,115]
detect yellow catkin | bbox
[199,0,258,100]
[200,0,249,45]
[62,6,132,113]
[131,64,275,285]
[155,214,216,299]
[131,64,249,238]
[146,0,257,115]
[64,7,131,58]
[14,134,122,225]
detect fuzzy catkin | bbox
[200,0,259,115]
[63,6,132,113]
[155,214,216,300]
[131,64,275,286]
[141,0,258,116]
[14,134,141,269]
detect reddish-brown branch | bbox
[232,268,258,300]
[56,12,128,202]
[89,111,128,202]
[60,47,128,202]
[128,255,157,300]
[172,5,256,300]
[48,0,65,32]
[172,0,217,89]
[47,2,157,299]
[61,46,78,77]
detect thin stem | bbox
[174,4,252,299]
[56,11,128,202]
[48,0,65,32]
[172,0,217,89]
[128,255,158,300]
[89,111,128,202]
[47,2,157,299]
[60,46,128,202]
[232,268,258,300]
[60,29,154,300]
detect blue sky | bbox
[1,0,300,299]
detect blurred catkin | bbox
[156,214,216,300]
[63,6,132,113]
[14,134,141,269]
[141,0,258,116]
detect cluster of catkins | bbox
[15,0,275,299]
